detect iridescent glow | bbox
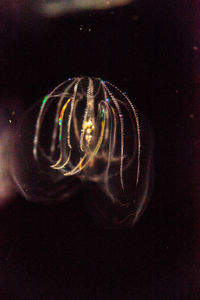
[58,98,71,141]
[42,94,49,105]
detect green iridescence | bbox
[42,94,49,106]
[101,108,105,120]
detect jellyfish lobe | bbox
[12,76,154,228]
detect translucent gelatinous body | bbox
[12,77,153,228]
[38,0,133,17]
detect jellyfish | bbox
[12,77,154,228]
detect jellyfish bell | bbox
[11,76,154,228]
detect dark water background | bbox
[0,1,196,299]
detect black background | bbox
[0,1,195,299]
